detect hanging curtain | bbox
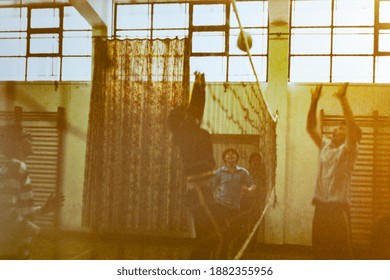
[82,38,189,236]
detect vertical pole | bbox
[372,110,379,226]
[320,109,324,136]
[14,106,23,125]
[53,106,65,259]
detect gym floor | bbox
[28,230,314,260]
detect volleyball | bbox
[237,31,253,52]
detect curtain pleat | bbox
[82,38,188,236]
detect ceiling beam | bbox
[68,0,111,31]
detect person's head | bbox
[167,106,187,133]
[167,106,199,133]
[0,123,32,160]
[222,148,239,168]
[331,120,362,147]
[249,152,262,169]
[331,121,347,147]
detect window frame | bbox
[289,0,390,83]
[0,4,92,82]
[113,0,269,83]
[375,0,390,56]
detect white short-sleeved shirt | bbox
[314,137,358,205]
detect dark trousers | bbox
[190,202,220,259]
[312,201,353,260]
[211,203,245,259]
[187,181,221,260]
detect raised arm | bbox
[306,84,323,149]
[187,71,206,126]
[334,83,361,150]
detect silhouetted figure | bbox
[168,72,217,259]
[241,152,267,246]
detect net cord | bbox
[233,187,275,260]
[231,0,277,123]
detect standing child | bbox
[212,148,256,259]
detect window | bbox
[0,5,92,81]
[114,1,268,82]
[290,0,390,83]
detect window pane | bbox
[190,56,226,82]
[152,29,187,39]
[228,56,267,82]
[290,56,330,82]
[0,8,27,31]
[229,28,267,55]
[27,57,60,81]
[116,4,150,29]
[153,4,188,29]
[31,8,60,28]
[333,28,374,54]
[291,28,331,55]
[380,1,390,23]
[332,56,373,82]
[63,31,92,55]
[379,30,390,52]
[230,1,268,27]
[375,56,390,83]
[291,0,332,26]
[30,33,59,54]
[193,4,225,26]
[116,30,150,39]
[0,32,26,56]
[333,0,374,26]
[192,32,225,53]
[0,57,25,81]
[62,57,91,81]
[63,7,91,30]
